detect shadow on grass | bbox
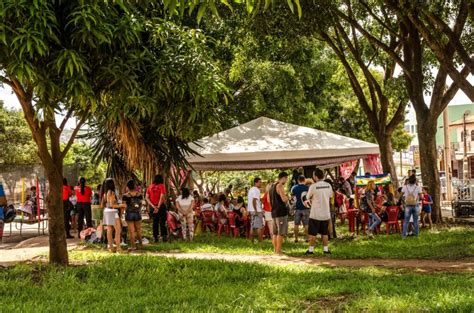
[1,255,473,311]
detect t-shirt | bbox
[62,185,71,201]
[269,183,288,218]
[422,194,432,208]
[201,203,213,211]
[122,193,143,213]
[307,180,333,221]
[291,184,309,210]
[263,192,271,212]
[146,183,166,206]
[176,195,193,215]
[74,186,92,203]
[361,190,375,213]
[401,184,422,204]
[247,186,262,213]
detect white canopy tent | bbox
[187,117,380,171]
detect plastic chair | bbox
[217,213,230,237]
[227,211,240,237]
[384,206,400,235]
[201,211,216,233]
[360,212,369,234]
[347,209,357,233]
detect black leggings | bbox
[63,200,71,235]
[76,202,92,233]
[151,204,167,241]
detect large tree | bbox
[0,1,231,265]
[334,0,472,221]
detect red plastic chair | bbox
[201,211,216,233]
[384,206,400,235]
[227,211,240,237]
[347,209,357,233]
[217,212,230,237]
[360,212,369,234]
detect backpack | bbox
[128,195,142,213]
[405,186,418,206]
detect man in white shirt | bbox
[247,177,263,242]
[304,168,334,255]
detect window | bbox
[471,130,474,141]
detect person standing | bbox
[247,177,264,243]
[291,175,309,243]
[305,169,333,255]
[146,175,168,243]
[62,178,73,239]
[102,178,122,253]
[269,172,289,254]
[75,177,93,238]
[363,180,380,238]
[262,184,273,237]
[400,175,423,238]
[176,187,196,241]
[421,187,433,229]
[122,179,143,251]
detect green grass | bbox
[124,224,474,260]
[1,254,473,312]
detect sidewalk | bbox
[0,235,79,267]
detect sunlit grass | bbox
[87,224,474,260]
[1,254,473,312]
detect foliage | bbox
[1,255,473,311]
[0,101,38,166]
[62,142,107,186]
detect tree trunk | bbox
[417,117,442,223]
[44,159,69,265]
[376,133,400,187]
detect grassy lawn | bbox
[1,254,473,312]
[126,224,474,260]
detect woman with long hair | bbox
[175,187,195,241]
[74,177,93,238]
[122,180,143,250]
[363,180,380,238]
[101,178,122,252]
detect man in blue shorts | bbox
[291,175,309,243]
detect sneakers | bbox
[304,250,314,256]
[323,250,332,255]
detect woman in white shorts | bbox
[102,178,122,253]
[263,184,273,235]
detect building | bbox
[448,113,474,178]
[401,103,474,178]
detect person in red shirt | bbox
[74,177,93,237]
[62,178,73,239]
[146,175,167,242]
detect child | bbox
[200,198,214,211]
[421,187,433,228]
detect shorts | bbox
[103,208,119,226]
[125,211,142,222]
[308,218,329,236]
[294,209,310,226]
[264,211,273,222]
[422,206,432,213]
[272,216,288,236]
[251,212,264,229]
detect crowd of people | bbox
[57,167,433,254]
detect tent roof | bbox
[187,117,379,170]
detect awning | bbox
[187,117,380,171]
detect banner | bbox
[363,154,383,175]
[340,160,358,179]
[355,173,391,187]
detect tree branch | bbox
[59,108,74,132]
[60,112,88,160]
